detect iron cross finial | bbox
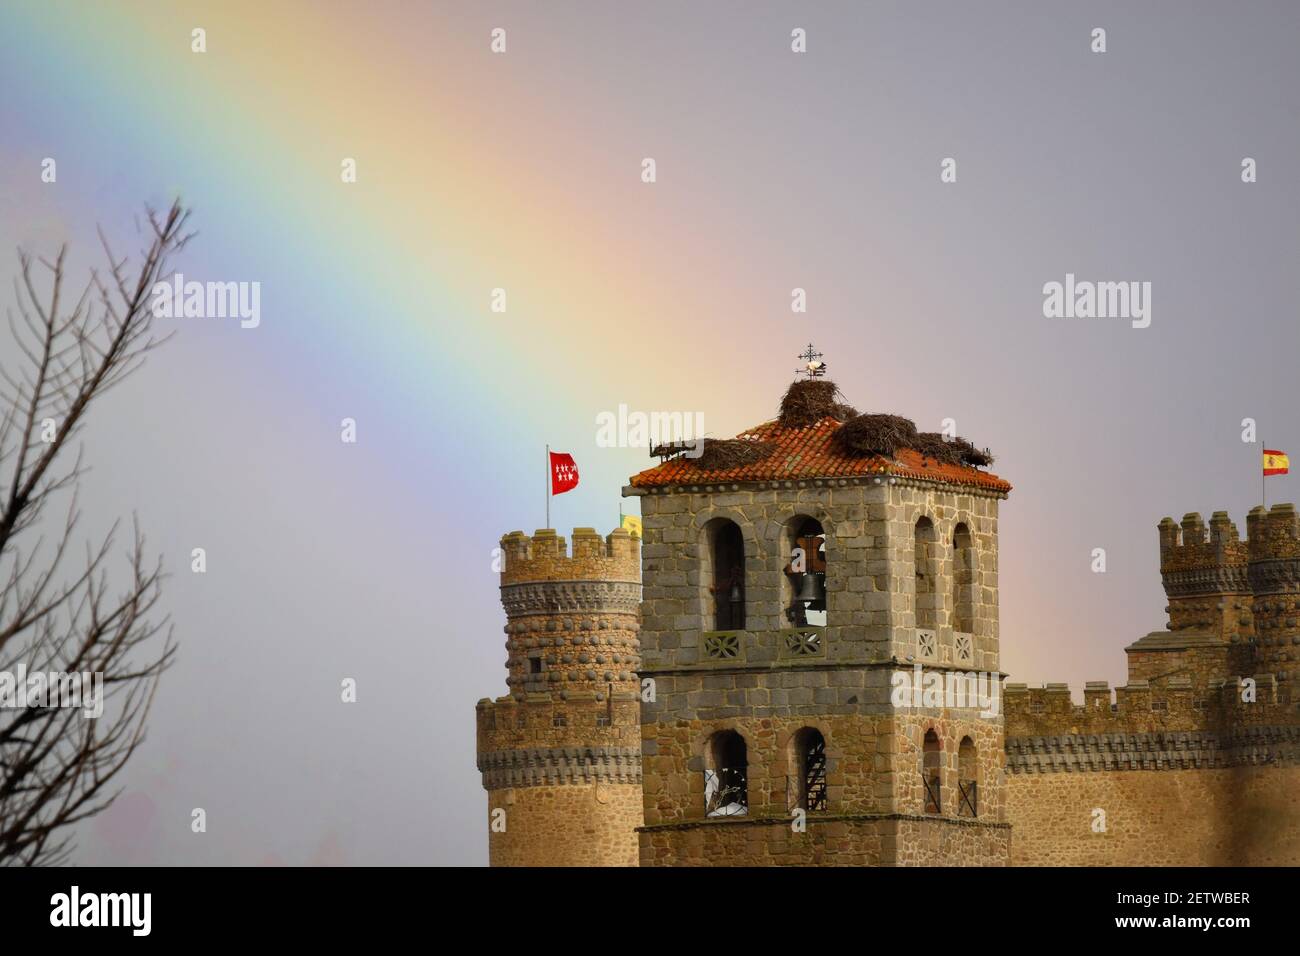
[796,343,827,379]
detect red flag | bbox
[550,451,579,495]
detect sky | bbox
[1,0,1298,865]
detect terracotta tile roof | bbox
[629,417,1011,492]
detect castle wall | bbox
[1003,678,1300,865]
[1005,765,1300,866]
[473,474,1300,866]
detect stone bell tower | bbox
[474,527,643,865]
[626,374,1012,866]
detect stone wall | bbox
[473,487,1300,867]
[640,814,1009,866]
[631,475,1009,865]
[1005,764,1300,866]
[1003,679,1300,864]
[634,478,1003,671]
[487,782,642,867]
[996,504,1300,866]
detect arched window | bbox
[705,519,745,631]
[958,736,978,818]
[914,517,938,631]
[705,730,748,816]
[922,729,942,814]
[788,727,828,812]
[783,517,827,627]
[952,523,975,634]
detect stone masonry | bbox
[475,386,1300,866]
[1003,505,1300,865]
[627,471,1012,866]
[475,527,643,866]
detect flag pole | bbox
[546,444,551,530]
[1262,439,1266,509]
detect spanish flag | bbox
[1264,449,1290,476]
[621,514,643,538]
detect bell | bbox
[796,572,825,606]
[729,581,742,604]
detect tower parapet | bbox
[497,528,641,697]
[1157,512,1251,639]
[475,527,643,866]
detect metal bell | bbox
[796,572,825,606]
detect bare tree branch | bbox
[0,201,189,866]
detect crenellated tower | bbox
[1003,505,1300,866]
[1147,502,1300,700]
[1247,503,1300,701]
[1128,511,1257,687]
[474,527,643,866]
[1157,511,1253,642]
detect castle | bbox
[475,379,1300,866]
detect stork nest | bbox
[832,413,919,457]
[692,438,775,471]
[912,433,994,467]
[778,379,859,429]
[723,377,996,470]
[832,413,994,467]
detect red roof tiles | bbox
[629,417,1011,492]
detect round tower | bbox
[475,527,643,866]
[1247,503,1300,700]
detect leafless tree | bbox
[0,201,190,865]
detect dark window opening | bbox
[953,523,975,634]
[708,520,746,631]
[958,736,978,818]
[790,727,828,812]
[923,729,942,814]
[705,730,748,817]
[553,713,567,728]
[915,517,938,630]
[529,656,542,675]
[785,518,827,627]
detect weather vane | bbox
[796,343,827,379]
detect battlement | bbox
[1246,503,1300,564]
[475,692,642,788]
[1155,508,1300,641]
[1158,512,1248,574]
[1004,677,1293,735]
[1160,504,1300,569]
[500,527,640,586]
[477,690,641,736]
